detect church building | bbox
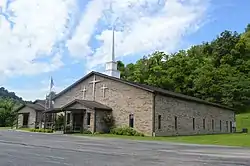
[16,28,236,137]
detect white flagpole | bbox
[49,76,53,109]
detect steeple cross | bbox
[101,84,108,98]
[81,86,87,99]
[89,75,100,100]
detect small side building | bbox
[16,100,45,128]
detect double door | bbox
[72,112,84,132]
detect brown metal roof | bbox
[16,103,45,112]
[61,99,112,111]
[52,71,235,111]
[44,108,62,113]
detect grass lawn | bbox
[0,127,11,130]
[75,113,250,147]
[236,112,250,131]
[75,133,250,147]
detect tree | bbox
[118,24,250,113]
[0,99,17,127]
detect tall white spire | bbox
[111,25,115,62]
[105,24,120,79]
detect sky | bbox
[0,0,249,101]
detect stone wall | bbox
[154,94,235,136]
[95,110,110,133]
[54,74,154,136]
[17,106,37,128]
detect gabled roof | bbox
[44,99,111,113]
[16,103,45,112]
[52,71,235,111]
[62,99,112,111]
[33,99,46,106]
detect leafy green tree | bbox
[119,24,250,113]
[0,99,17,127]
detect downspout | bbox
[152,92,156,137]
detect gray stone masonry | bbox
[54,74,154,136]
[95,110,110,133]
[154,94,235,136]
[53,73,235,136]
[17,106,37,128]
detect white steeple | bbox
[105,25,120,79]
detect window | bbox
[220,120,222,131]
[212,119,214,131]
[158,115,161,130]
[230,121,232,133]
[226,121,228,132]
[203,119,206,129]
[174,116,177,130]
[87,113,91,126]
[129,114,134,128]
[193,118,195,130]
[67,113,71,124]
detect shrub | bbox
[110,126,144,136]
[38,129,42,132]
[103,113,115,129]
[29,128,36,132]
[44,129,53,133]
[81,129,92,134]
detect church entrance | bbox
[72,111,84,132]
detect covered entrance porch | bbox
[44,99,112,134]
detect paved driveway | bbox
[0,130,250,166]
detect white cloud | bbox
[9,84,65,101]
[1,0,211,100]
[66,0,106,58]
[0,0,76,77]
[67,0,210,69]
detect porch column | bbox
[88,109,96,133]
[83,110,88,130]
[44,113,46,129]
[82,110,85,131]
[63,110,66,133]
[70,111,73,131]
[93,110,96,133]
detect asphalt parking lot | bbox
[0,130,250,166]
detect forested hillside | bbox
[0,87,25,127]
[0,87,24,102]
[118,24,250,113]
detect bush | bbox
[110,126,144,136]
[81,129,92,134]
[44,129,53,133]
[38,129,43,132]
[103,113,115,129]
[29,128,36,132]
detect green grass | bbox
[75,113,250,147]
[0,127,11,130]
[75,133,250,147]
[18,128,31,131]
[236,112,250,131]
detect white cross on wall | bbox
[81,86,87,99]
[89,75,100,100]
[101,84,108,98]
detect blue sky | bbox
[0,0,249,101]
